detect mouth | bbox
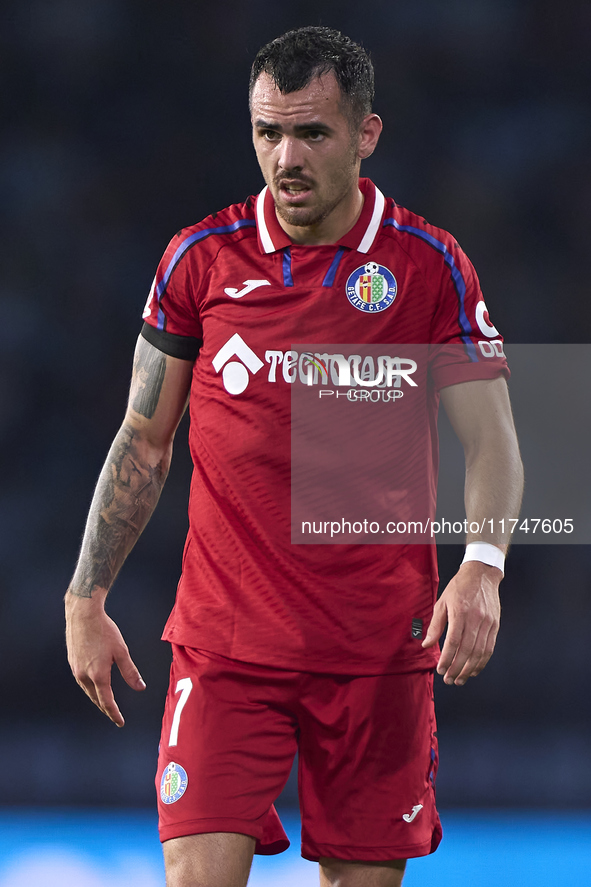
[277,180,313,202]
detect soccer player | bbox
[65,26,523,887]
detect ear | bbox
[357,114,383,160]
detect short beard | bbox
[273,172,355,229]
[274,200,335,229]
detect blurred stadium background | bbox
[0,0,589,883]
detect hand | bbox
[422,561,502,686]
[65,593,146,726]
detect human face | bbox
[251,71,379,244]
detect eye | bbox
[306,130,325,141]
[260,129,281,142]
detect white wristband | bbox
[461,542,505,574]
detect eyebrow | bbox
[254,119,333,135]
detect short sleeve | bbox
[429,242,509,390]
[141,229,204,360]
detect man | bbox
[66,26,523,887]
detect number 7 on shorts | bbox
[169,677,193,747]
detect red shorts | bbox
[156,645,442,862]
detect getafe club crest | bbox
[160,761,188,805]
[346,262,397,313]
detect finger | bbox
[439,616,480,683]
[76,675,101,708]
[94,676,125,727]
[436,624,465,678]
[467,619,500,679]
[449,620,491,685]
[449,612,500,685]
[75,674,123,726]
[115,647,146,692]
[422,600,448,649]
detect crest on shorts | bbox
[346,262,397,313]
[160,762,188,804]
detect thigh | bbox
[156,645,297,854]
[298,669,442,862]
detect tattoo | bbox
[68,423,168,598]
[131,339,167,419]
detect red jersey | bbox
[142,178,507,674]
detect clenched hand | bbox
[422,560,502,686]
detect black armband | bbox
[140,322,202,361]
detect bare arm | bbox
[422,376,524,685]
[65,335,194,724]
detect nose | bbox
[277,136,304,172]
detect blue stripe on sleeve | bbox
[154,219,256,329]
[322,247,346,287]
[383,217,478,361]
[282,248,294,287]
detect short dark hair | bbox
[249,26,374,126]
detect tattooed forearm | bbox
[131,340,167,419]
[67,423,170,598]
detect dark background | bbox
[1,0,590,808]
